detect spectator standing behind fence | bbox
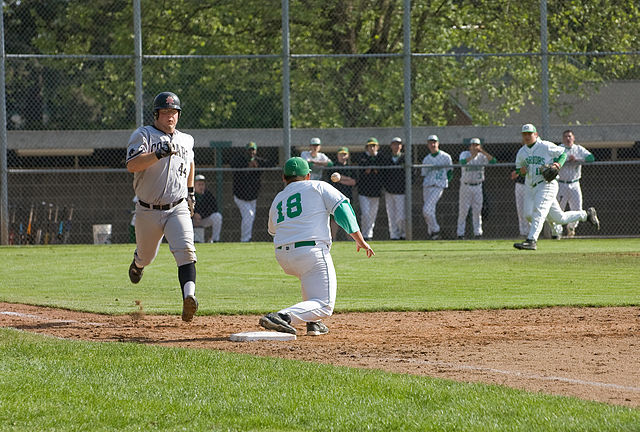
[125,91,198,322]
[329,147,357,240]
[192,174,223,243]
[381,137,406,240]
[551,130,595,238]
[421,135,452,240]
[300,137,334,181]
[513,124,600,251]
[456,138,496,239]
[355,137,384,241]
[231,141,273,242]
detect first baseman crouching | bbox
[126,91,199,322]
[259,157,375,336]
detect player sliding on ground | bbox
[259,157,375,336]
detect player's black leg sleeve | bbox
[178,262,196,297]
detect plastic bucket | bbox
[92,224,112,244]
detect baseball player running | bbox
[513,124,600,250]
[457,138,496,239]
[259,157,374,336]
[421,135,452,240]
[126,91,199,322]
[552,129,595,238]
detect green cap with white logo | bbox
[283,157,311,177]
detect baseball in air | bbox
[330,172,341,183]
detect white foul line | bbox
[384,357,640,393]
[1,310,105,326]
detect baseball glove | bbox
[540,163,559,182]
[155,142,178,159]
[187,193,195,217]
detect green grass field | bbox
[1,239,639,431]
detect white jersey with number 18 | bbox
[268,180,347,247]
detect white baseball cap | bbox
[427,134,439,142]
[391,137,402,143]
[521,124,537,133]
[470,137,481,145]
[195,174,205,181]
[310,137,321,145]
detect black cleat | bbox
[306,321,329,336]
[514,239,537,250]
[128,259,144,284]
[181,295,198,322]
[259,312,296,335]
[586,207,600,230]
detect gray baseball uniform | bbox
[127,126,196,267]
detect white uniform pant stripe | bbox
[233,196,256,242]
[457,184,483,237]
[422,186,444,235]
[359,195,380,239]
[525,181,586,241]
[276,243,336,325]
[384,192,405,239]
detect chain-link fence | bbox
[2,1,640,244]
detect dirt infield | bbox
[1,303,638,407]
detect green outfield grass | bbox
[1,239,638,315]
[1,239,639,431]
[1,328,638,432]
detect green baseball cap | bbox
[366,137,379,145]
[337,147,349,154]
[521,124,537,133]
[246,141,258,150]
[283,157,311,177]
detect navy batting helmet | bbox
[153,92,181,117]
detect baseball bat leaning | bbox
[58,206,66,243]
[44,203,53,245]
[63,205,74,244]
[26,204,34,245]
[34,201,45,245]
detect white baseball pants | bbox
[384,191,405,239]
[524,181,586,241]
[358,195,380,239]
[557,181,583,231]
[422,186,444,235]
[275,242,336,325]
[195,212,223,242]
[457,183,483,237]
[514,182,529,237]
[233,196,256,242]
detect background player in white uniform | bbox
[259,157,374,336]
[456,137,496,239]
[300,137,333,181]
[552,129,595,238]
[126,91,198,322]
[421,135,452,240]
[513,124,600,250]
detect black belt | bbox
[464,182,482,186]
[138,198,184,210]
[558,179,580,184]
[276,240,317,250]
[531,180,546,187]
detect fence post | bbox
[0,8,8,245]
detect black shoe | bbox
[514,239,537,250]
[587,207,600,230]
[259,312,296,335]
[128,259,143,284]
[306,321,329,336]
[181,295,198,322]
[457,236,465,240]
